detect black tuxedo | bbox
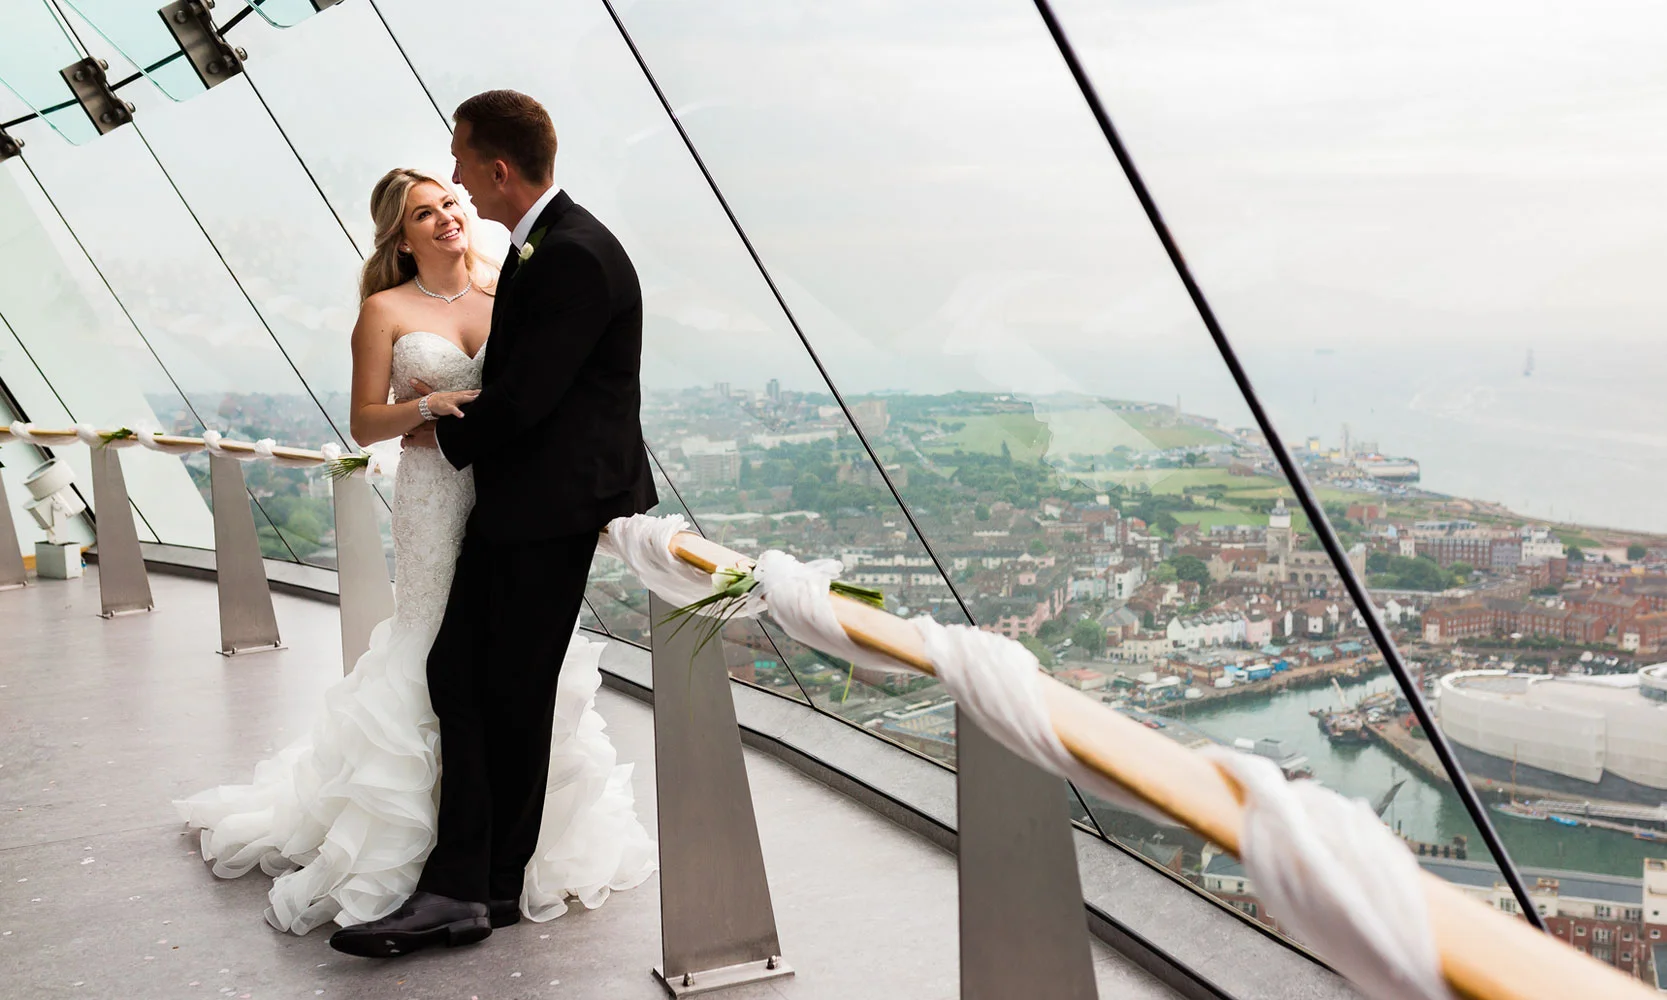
[435,190,656,536]
[417,191,656,904]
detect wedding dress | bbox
[174,331,656,934]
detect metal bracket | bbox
[88,447,153,616]
[0,127,22,163]
[159,0,247,90]
[0,470,28,590]
[330,471,393,673]
[310,0,344,9]
[208,455,281,655]
[58,57,135,136]
[647,592,793,997]
[956,714,1099,1000]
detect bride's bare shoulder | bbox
[356,284,414,334]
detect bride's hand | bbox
[422,388,480,418]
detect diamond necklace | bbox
[414,275,472,303]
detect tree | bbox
[1071,618,1106,656]
[1019,634,1056,668]
[1154,512,1182,536]
[975,503,991,522]
[1028,538,1049,557]
[1566,546,1586,563]
[1170,554,1211,587]
[1628,543,1647,562]
[1037,617,1068,642]
[1366,551,1391,573]
[1449,561,1475,581]
[1142,609,1157,631]
[1150,563,1179,585]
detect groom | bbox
[330,90,657,958]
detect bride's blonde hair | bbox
[360,167,498,303]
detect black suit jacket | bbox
[435,191,657,540]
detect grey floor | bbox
[0,568,1177,999]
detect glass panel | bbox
[0,1,104,144]
[4,114,335,562]
[237,0,324,30]
[0,159,212,546]
[374,0,965,738]
[0,388,95,552]
[217,3,455,255]
[605,0,1529,944]
[58,0,206,101]
[1052,0,1667,931]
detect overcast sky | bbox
[3,0,1665,525]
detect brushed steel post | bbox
[0,469,26,590]
[957,714,1098,1000]
[88,446,153,616]
[209,455,281,655]
[648,593,792,997]
[330,472,393,673]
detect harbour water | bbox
[1182,674,1662,878]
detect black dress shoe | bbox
[328,891,491,958]
[489,899,521,928]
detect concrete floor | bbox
[0,569,1178,999]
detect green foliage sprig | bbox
[325,453,372,481]
[97,428,135,446]
[659,565,884,659]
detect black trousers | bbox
[415,529,600,903]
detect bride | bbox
[174,168,655,935]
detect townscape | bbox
[154,382,1667,982]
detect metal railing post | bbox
[88,447,153,616]
[647,592,793,997]
[0,470,26,590]
[330,471,393,672]
[957,715,1099,1000]
[208,455,281,655]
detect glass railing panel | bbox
[372,0,966,749]
[0,0,105,144]
[1050,0,1665,947]
[4,117,342,562]
[57,0,207,101]
[0,159,213,546]
[212,4,455,255]
[608,0,1529,942]
[236,0,325,30]
[0,386,95,551]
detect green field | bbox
[927,407,1230,462]
[1170,511,1269,528]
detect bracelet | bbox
[417,394,436,421]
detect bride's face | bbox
[402,182,470,264]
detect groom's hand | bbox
[404,424,439,450]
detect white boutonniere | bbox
[513,226,548,275]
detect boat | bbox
[1321,711,1373,744]
[1550,815,1580,827]
[1492,801,1549,821]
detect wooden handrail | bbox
[0,426,329,465]
[664,531,1656,1000]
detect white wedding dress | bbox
[175,331,656,934]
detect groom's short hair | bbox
[454,90,557,184]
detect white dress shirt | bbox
[510,184,561,249]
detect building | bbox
[1437,669,1667,803]
[1166,611,1249,649]
[850,398,889,436]
[680,437,741,488]
[1110,560,1146,600]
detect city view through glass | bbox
[3,0,1664,986]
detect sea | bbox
[1183,674,1661,879]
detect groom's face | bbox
[451,122,509,227]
